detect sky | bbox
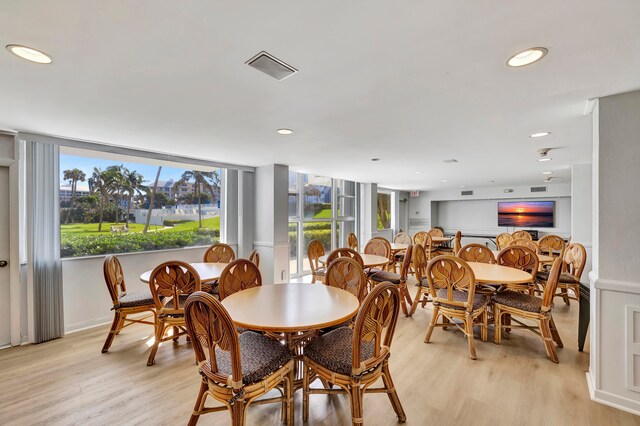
[498,201,554,214]
[59,154,190,191]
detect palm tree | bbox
[143,166,162,234]
[62,168,86,224]
[105,165,127,224]
[88,168,111,232]
[122,168,146,226]
[173,170,220,228]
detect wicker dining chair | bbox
[363,237,392,274]
[433,230,461,256]
[496,233,514,250]
[101,255,156,353]
[538,234,566,263]
[536,243,586,305]
[508,238,539,253]
[184,292,294,426]
[428,228,444,238]
[347,232,359,251]
[218,259,262,301]
[248,249,260,268]
[370,245,414,316]
[391,232,412,272]
[413,231,429,247]
[408,243,431,316]
[203,243,236,263]
[512,230,533,240]
[303,282,407,425]
[307,239,327,283]
[496,246,539,294]
[457,243,496,264]
[424,256,489,360]
[493,258,564,363]
[326,248,364,268]
[393,232,412,244]
[325,257,368,303]
[147,260,201,366]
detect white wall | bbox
[435,197,570,236]
[408,183,572,244]
[589,90,640,415]
[63,246,206,333]
[571,163,593,284]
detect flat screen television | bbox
[497,201,554,228]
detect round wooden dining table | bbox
[317,253,389,268]
[390,242,409,253]
[139,262,228,283]
[467,262,534,285]
[221,283,359,334]
[431,236,453,244]
[491,250,554,264]
[222,283,360,387]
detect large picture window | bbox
[288,172,357,276]
[59,149,222,258]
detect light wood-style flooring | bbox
[1,283,638,426]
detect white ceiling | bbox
[1,1,639,190]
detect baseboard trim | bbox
[587,371,640,416]
[65,316,112,334]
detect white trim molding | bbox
[589,272,640,416]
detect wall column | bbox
[588,90,640,415]
[571,163,592,283]
[359,183,377,244]
[253,164,289,284]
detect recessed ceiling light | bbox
[441,180,448,183]
[506,47,548,67]
[276,128,293,135]
[458,185,465,188]
[529,132,550,138]
[415,171,423,174]
[371,158,380,162]
[6,44,52,64]
[542,171,553,175]
[538,157,552,162]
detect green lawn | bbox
[61,216,221,236]
[313,208,332,219]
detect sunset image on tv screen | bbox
[497,201,554,227]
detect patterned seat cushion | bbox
[370,270,401,284]
[492,290,544,313]
[536,271,579,284]
[213,331,292,385]
[434,289,488,311]
[415,277,429,287]
[117,290,154,308]
[305,327,375,376]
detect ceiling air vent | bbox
[245,51,298,81]
[530,186,547,193]
[461,190,473,196]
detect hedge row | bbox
[61,229,219,258]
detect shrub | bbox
[61,229,220,258]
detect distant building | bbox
[59,185,90,203]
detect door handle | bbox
[0,260,7,267]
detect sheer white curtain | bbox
[28,141,64,342]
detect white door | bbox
[0,167,10,347]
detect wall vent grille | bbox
[530,186,548,193]
[246,51,298,81]
[461,190,474,196]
